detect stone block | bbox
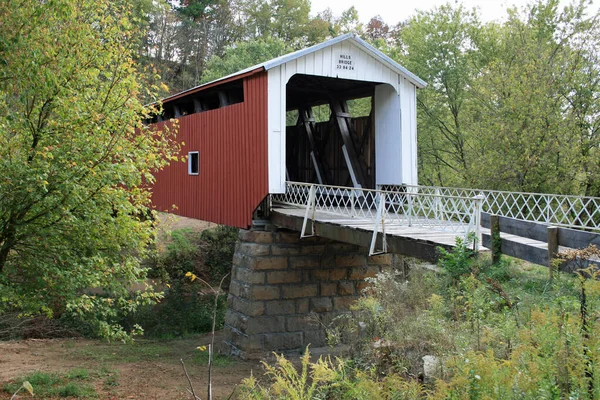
[329,268,348,280]
[289,256,320,269]
[271,245,302,256]
[232,252,245,267]
[287,315,318,332]
[229,330,264,352]
[310,269,329,281]
[282,284,318,299]
[235,267,265,284]
[250,285,280,301]
[231,297,265,317]
[319,255,336,268]
[333,296,358,311]
[303,330,327,347]
[246,316,286,334]
[356,281,372,293]
[264,300,296,315]
[337,281,355,296]
[276,231,303,243]
[267,270,302,284]
[263,332,303,351]
[301,245,327,255]
[238,230,274,244]
[310,297,332,313]
[335,254,367,267]
[368,253,393,265]
[327,243,360,254]
[349,266,380,280]
[240,242,271,256]
[247,256,289,270]
[296,298,309,313]
[228,280,249,298]
[224,310,248,332]
[320,282,337,296]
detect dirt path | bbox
[0,333,262,399]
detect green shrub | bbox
[200,225,239,283]
[120,283,226,338]
[437,233,476,282]
[149,228,201,282]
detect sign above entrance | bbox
[335,53,355,71]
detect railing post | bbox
[350,189,356,217]
[370,193,387,255]
[434,187,442,222]
[301,185,317,238]
[547,226,558,280]
[473,194,484,252]
[407,193,413,227]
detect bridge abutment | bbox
[223,229,396,359]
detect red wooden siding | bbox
[150,72,269,228]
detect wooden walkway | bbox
[270,205,549,262]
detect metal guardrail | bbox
[390,184,600,232]
[271,182,484,255]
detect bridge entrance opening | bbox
[285,74,388,190]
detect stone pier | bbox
[222,229,396,359]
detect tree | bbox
[201,37,290,83]
[398,4,483,187]
[0,0,180,339]
[470,0,600,193]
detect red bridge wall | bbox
[151,72,269,228]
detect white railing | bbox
[383,184,600,232]
[272,182,484,255]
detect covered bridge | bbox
[150,33,426,227]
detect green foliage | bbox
[437,234,476,282]
[201,38,290,84]
[120,284,227,338]
[0,0,180,339]
[4,370,96,399]
[397,0,600,195]
[150,228,201,282]
[200,225,239,283]
[258,250,600,398]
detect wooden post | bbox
[490,214,501,264]
[547,226,559,280]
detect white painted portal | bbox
[267,38,420,193]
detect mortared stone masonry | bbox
[222,228,396,359]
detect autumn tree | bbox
[398,4,483,187]
[470,0,600,194]
[0,0,180,339]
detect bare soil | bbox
[0,332,262,399]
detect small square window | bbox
[188,151,199,175]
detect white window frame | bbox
[188,151,199,175]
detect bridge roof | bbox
[161,33,427,105]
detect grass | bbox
[3,370,97,399]
[74,336,233,368]
[76,340,175,363]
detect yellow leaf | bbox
[185,272,192,277]
[197,345,207,351]
[23,381,34,395]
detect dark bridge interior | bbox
[285,74,379,189]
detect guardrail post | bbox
[301,185,317,238]
[407,193,413,227]
[434,187,442,222]
[490,214,500,264]
[350,189,356,217]
[473,194,484,252]
[370,193,387,255]
[547,226,558,280]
